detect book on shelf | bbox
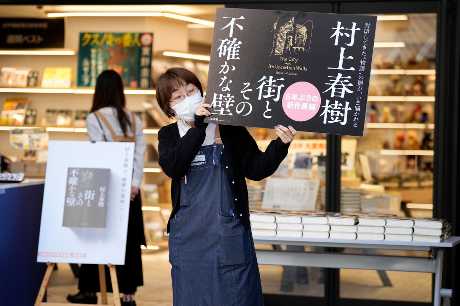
[0,98,30,126]
[275,215,302,224]
[277,223,303,231]
[276,230,302,238]
[412,235,442,243]
[0,67,33,87]
[249,211,276,223]
[41,67,72,88]
[385,227,414,235]
[329,232,357,240]
[74,110,89,128]
[301,213,329,225]
[413,227,443,236]
[413,218,445,229]
[357,216,387,226]
[330,225,358,233]
[357,225,385,234]
[385,218,414,228]
[327,214,357,226]
[303,224,330,232]
[302,231,330,239]
[250,222,277,230]
[357,233,385,241]
[384,234,413,242]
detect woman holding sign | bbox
[157,67,296,306]
[67,70,145,306]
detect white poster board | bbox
[262,177,320,211]
[37,141,134,265]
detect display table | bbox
[253,236,460,306]
[0,180,46,306]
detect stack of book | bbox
[328,214,358,240]
[250,212,277,237]
[356,216,386,241]
[341,188,361,214]
[250,211,451,243]
[276,214,303,238]
[384,218,414,242]
[302,213,330,239]
[413,219,450,243]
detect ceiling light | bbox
[162,51,210,62]
[46,11,213,27]
[377,15,408,21]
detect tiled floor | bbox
[47,250,431,305]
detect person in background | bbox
[156,67,296,306]
[67,70,146,306]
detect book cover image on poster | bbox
[62,167,110,228]
[77,32,153,89]
[205,8,377,136]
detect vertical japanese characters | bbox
[210,14,286,120]
[320,21,358,127]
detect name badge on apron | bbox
[191,154,206,167]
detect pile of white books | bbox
[356,216,386,241]
[328,214,358,240]
[384,218,414,242]
[250,212,277,237]
[250,211,451,243]
[302,213,329,239]
[413,219,450,243]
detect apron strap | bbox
[93,112,108,142]
[130,112,137,138]
[94,111,118,139]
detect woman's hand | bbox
[130,186,140,201]
[275,125,296,144]
[194,101,211,128]
[195,101,211,117]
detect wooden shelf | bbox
[0,125,159,134]
[368,96,435,103]
[0,49,76,56]
[0,87,156,95]
[366,123,434,130]
[380,149,434,156]
[371,69,435,76]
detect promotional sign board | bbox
[206,8,376,136]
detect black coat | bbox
[158,121,290,232]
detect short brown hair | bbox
[156,67,203,118]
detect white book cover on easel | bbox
[37,141,134,265]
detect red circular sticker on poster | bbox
[282,82,321,122]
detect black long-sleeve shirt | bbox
[158,121,290,232]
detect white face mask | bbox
[172,91,203,121]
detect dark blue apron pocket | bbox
[218,215,250,266]
[168,217,181,264]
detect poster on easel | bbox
[37,141,134,265]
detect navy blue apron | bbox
[168,144,264,306]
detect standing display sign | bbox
[77,32,153,89]
[205,8,376,136]
[0,18,64,49]
[37,141,134,265]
